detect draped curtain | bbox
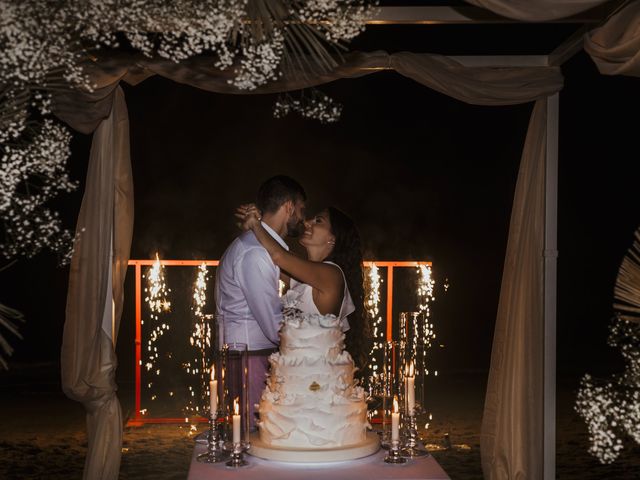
[585,0,640,76]
[57,2,640,479]
[465,0,607,21]
[480,100,547,480]
[60,86,133,480]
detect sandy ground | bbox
[1,364,639,479]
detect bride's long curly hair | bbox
[325,207,371,374]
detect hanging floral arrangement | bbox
[0,0,376,367]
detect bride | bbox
[237,204,371,371]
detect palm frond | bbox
[247,0,359,80]
[0,303,24,370]
[614,227,640,322]
[289,21,339,72]
[282,34,315,81]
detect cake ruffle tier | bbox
[267,353,359,398]
[279,320,346,359]
[258,395,369,448]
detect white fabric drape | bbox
[480,100,547,480]
[585,0,640,76]
[390,52,561,104]
[52,51,562,131]
[465,0,607,21]
[60,86,133,480]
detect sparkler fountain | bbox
[143,253,172,404]
[184,264,213,419]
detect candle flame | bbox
[211,365,215,380]
[234,397,239,415]
[408,361,415,377]
[393,395,399,413]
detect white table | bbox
[187,443,450,480]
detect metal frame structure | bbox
[127,259,432,426]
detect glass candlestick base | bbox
[196,411,229,463]
[226,442,248,467]
[384,440,407,464]
[401,413,429,458]
[401,445,429,458]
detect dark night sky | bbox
[1,22,639,381]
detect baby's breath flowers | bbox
[575,318,640,464]
[274,89,343,123]
[0,120,77,261]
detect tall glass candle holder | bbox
[212,314,228,424]
[383,394,406,464]
[195,314,226,444]
[399,312,429,457]
[196,400,229,463]
[381,340,406,449]
[221,342,249,455]
[401,312,431,414]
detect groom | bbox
[215,175,306,428]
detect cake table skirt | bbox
[248,431,380,462]
[187,439,451,480]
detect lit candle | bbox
[391,396,400,443]
[406,361,415,415]
[209,365,218,414]
[233,397,241,444]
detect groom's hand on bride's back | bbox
[235,203,261,231]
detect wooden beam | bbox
[366,6,512,25]
[366,5,611,25]
[548,25,590,66]
[543,93,559,480]
[450,55,548,67]
[359,55,548,69]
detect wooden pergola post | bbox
[544,92,559,480]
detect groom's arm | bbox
[237,247,282,346]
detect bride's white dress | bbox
[284,261,355,331]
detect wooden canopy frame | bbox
[104,4,627,476]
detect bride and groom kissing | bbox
[214,175,371,427]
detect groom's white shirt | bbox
[215,222,287,350]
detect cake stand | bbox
[248,432,380,463]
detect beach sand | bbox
[1,364,638,479]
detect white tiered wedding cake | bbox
[252,311,377,461]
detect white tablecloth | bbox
[187,443,450,480]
